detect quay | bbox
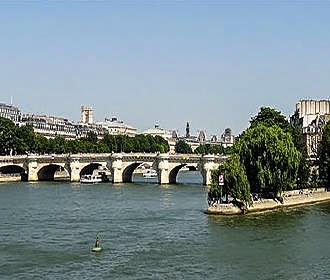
[206,188,330,215]
[0,153,226,185]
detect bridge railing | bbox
[0,153,227,161]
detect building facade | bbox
[96,117,137,137]
[291,99,330,157]
[178,122,235,152]
[80,106,94,124]
[0,103,21,123]
[21,114,78,139]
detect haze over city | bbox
[1,1,330,135]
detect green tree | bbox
[35,135,50,154]
[209,154,251,207]
[194,144,207,155]
[250,107,310,188]
[16,124,37,154]
[85,131,98,143]
[234,124,301,196]
[250,107,290,130]
[318,121,330,186]
[154,135,170,153]
[175,140,192,154]
[0,117,18,155]
[52,136,67,154]
[195,144,224,155]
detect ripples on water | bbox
[0,172,329,280]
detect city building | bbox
[20,114,77,139]
[208,129,235,148]
[0,103,21,123]
[80,105,94,124]
[177,122,200,151]
[219,128,235,148]
[291,99,330,157]
[76,123,106,139]
[143,124,173,139]
[143,124,176,153]
[197,130,207,143]
[96,117,137,137]
[179,122,235,151]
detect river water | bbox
[0,172,329,280]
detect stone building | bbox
[220,128,235,148]
[80,106,94,124]
[197,130,207,143]
[0,103,21,123]
[21,114,78,139]
[291,99,330,157]
[76,122,106,139]
[96,117,137,137]
[178,122,235,151]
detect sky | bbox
[0,1,330,136]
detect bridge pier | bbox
[157,154,170,184]
[111,154,123,184]
[27,157,38,181]
[69,157,81,182]
[201,155,218,186]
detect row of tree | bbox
[174,140,231,155]
[208,107,325,207]
[0,117,170,155]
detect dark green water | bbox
[0,172,329,280]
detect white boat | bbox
[80,174,103,184]
[143,169,157,178]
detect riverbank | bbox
[206,188,330,215]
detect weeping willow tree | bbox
[209,154,251,207]
[209,124,301,206]
[234,124,301,196]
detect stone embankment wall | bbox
[0,174,21,182]
[206,188,330,215]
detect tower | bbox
[186,122,190,138]
[80,106,94,124]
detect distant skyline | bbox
[1,1,330,135]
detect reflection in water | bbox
[160,186,173,209]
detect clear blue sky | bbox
[1,1,330,136]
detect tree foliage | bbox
[209,154,251,206]
[0,118,17,155]
[194,144,225,155]
[210,123,302,205]
[250,107,290,131]
[175,140,192,154]
[235,124,301,195]
[250,107,310,188]
[318,121,330,186]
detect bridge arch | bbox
[79,163,102,177]
[37,164,70,181]
[186,166,197,171]
[0,165,27,181]
[122,162,143,183]
[168,164,201,184]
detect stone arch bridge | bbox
[0,153,227,185]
